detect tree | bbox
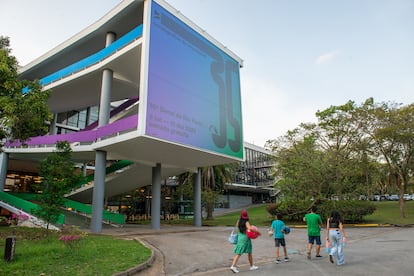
[313,101,375,198]
[201,164,236,219]
[358,99,414,218]
[0,36,51,147]
[35,141,83,229]
[267,99,385,202]
[269,129,331,200]
[176,164,236,219]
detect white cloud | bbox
[315,50,341,65]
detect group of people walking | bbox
[229,206,346,273]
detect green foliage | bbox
[0,36,51,145]
[266,199,314,221]
[0,227,151,275]
[267,98,414,219]
[175,164,237,219]
[265,199,376,223]
[58,225,85,249]
[35,141,84,227]
[316,200,376,223]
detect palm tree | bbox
[176,163,237,219]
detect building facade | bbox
[0,0,273,230]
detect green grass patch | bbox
[202,205,275,227]
[0,227,151,276]
[177,201,414,227]
[364,200,414,226]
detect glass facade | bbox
[234,145,274,187]
[55,106,99,134]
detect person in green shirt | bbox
[303,205,323,259]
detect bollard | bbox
[4,236,16,262]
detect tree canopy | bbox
[267,98,414,218]
[0,36,51,147]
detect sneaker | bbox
[275,259,282,264]
[250,265,259,271]
[284,257,290,262]
[230,266,239,273]
[329,255,334,264]
[316,255,323,258]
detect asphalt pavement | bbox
[102,224,414,276]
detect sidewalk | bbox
[102,224,411,276]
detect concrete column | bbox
[90,32,116,233]
[91,150,106,233]
[0,152,9,191]
[151,163,161,230]
[82,163,87,176]
[98,32,116,127]
[98,69,113,126]
[193,167,202,227]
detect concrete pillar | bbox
[91,150,106,233]
[0,152,9,191]
[90,32,116,233]
[82,163,87,176]
[193,167,202,227]
[98,32,116,127]
[151,163,161,230]
[98,69,113,126]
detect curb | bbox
[113,239,156,276]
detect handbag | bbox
[228,227,238,244]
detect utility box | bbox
[4,236,16,262]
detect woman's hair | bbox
[330,210,343,224]
[238,217,248,233]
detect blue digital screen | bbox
[145,1,243,159]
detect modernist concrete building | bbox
[0,0,246,232]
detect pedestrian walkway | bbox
[101,224,413,276]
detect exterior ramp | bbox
[0,192,62,230]
[66,160,187,203]
[5,192,125,226]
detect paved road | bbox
[104,225,414,276]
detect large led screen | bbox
[145,1,243,159]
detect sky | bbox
[1,0,413,147]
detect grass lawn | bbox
[364,200,414,226]
[194,200,414,227]
[0,227,151,276]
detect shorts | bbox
[308,236,321,245]
[275,238,286,247]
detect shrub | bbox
[266,199,376,223]
[58,224,86,249]
[318,200,376,222]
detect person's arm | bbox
[246,221,251,230]
[326,218,330,241]
[339,221,346,240]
